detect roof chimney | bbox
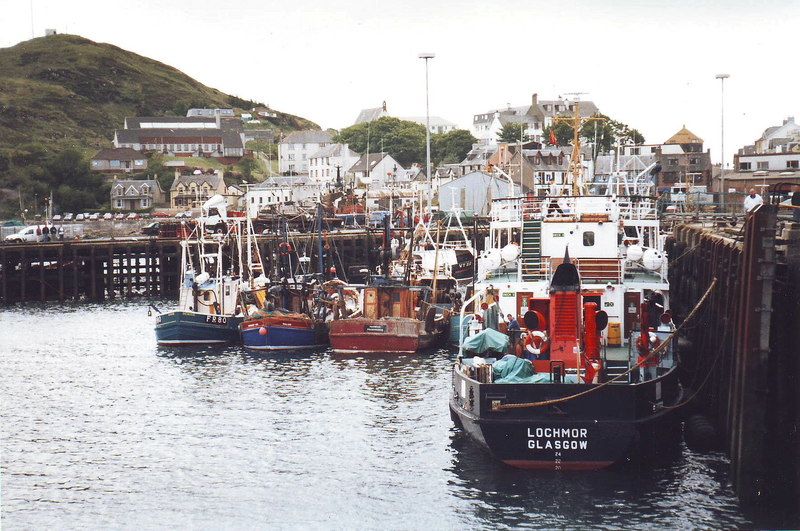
[785,116,795,125]
[215,109,221,128]
[382,101,387,111]
[532,93,538,106]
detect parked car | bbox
[141,222,161,236]
[52,214,62,221]
[64,213,74,221]
[140,213,152,219]
[89,213,100,221]
[75,214,85,221]
[175,211,193,219]
[153,211,171,218]
[4,225,56,243]
[103,213,113,220]
[114,213,125,220]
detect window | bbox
[651,147,658,153]
[115,186,123,196]
[739,162,752,170]
[116,200,122,208]
[787,160,799,169]
[302,154,307,160]
[110,160,121,168]
[631,147,640,155]
[757,161,768,170]
[668,159,678,166]
[689,157,699,165]
[288,154,295,161]
[582,232,595,246]
[289,143,296,150]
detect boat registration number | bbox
[206,315,228,324]
[365,325,387,333]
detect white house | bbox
[308,143,360,185]
[278,130,333,174]
[472,93,599,144]
[401,116,458,135]
[347,152,405,190]
[245,175,322,217]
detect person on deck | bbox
[482,300,500,332]
[743,188,763,213]
[506,313,520,352]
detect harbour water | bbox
[1,301,753,529]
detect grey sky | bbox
[1,0,798,165]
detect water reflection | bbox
[1,300,756,528]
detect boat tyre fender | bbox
[425,307,436,334]
[684,413,717,453]
[525,331,549,357]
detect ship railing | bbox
[617,198,658,220]
[492,194,659,223]
[490,197,523,223]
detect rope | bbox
[490,277,718,411]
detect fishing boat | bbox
[155,196,246,346]
[449,104,684,469]
[239,204,330,351]
[329,211,449,354]
[328,282,447,355]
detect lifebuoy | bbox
[525,330,549,357]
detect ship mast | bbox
[552,98,605,195]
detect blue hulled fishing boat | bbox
[155,195,247,346]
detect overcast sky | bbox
[1,0,798,165]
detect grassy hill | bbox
[0,34,318,155]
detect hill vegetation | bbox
[0,34,318,217]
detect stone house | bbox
[110,178,164,211]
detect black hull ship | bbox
[450,364,684,470]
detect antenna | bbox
[562,92,588,102]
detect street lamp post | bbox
[715,73,730,211]
[418,52,435,214]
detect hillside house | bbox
[110,178,164,211]
[308,143,360,185]
[170,171,227,209]
[91,148,148,173]
[346,152,405,190]
[278,130,333,174]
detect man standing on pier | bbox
[743,188,763,213]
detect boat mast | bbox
[552,98,604,195]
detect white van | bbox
[4,225,56,243]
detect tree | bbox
[43,148,107,212]
[542,122,574,147]
[542,114,647,155]
[431,129,476,165]
[334,117,426,166]
[237,157,258,182]
[497,123,530,143]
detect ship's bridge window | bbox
[583,231,595,246]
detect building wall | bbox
[279,141,329,174]
[90,158,147,172]
[438,172,511,215]
[734,152,800,172]
[309,152,360,184]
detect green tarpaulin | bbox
[462,328,509,355]
[492,354,539,383]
